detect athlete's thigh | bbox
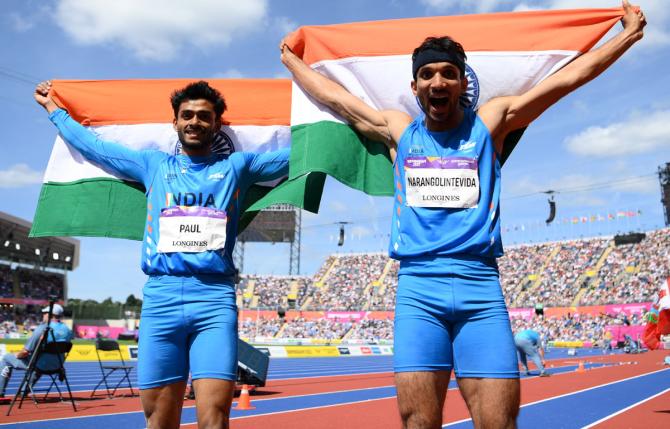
[193,378,235,427]
[139,281,189,389]
[395,371,451,428]
[140,381,187,429]
[457,377,520,428]
[188,301,238,381]
[394,274,453,372]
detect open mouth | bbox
[184,128,203,138]
[429,97,449,109]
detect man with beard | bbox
[34,80,289,429]
[280,2,645,428]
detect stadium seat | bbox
[7,340,76,415]
[91,339,136,398]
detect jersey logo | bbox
[459,63,480,109]
[207,172,225,181]
[409,145,424,155]
[458,141,476,151]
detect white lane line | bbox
[192,396,397,426]
[580,386,670,429]
[442,367,670,428]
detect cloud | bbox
[350,225,373,238]
[9,13,36,32]
[274,16,298,35]
[53,0,268,61]
[0,164,43,188]
[211,69,246,79]
[7,5,52,33]
[564,109,670,157]
[329,200,348,213]
[420,0,515,13]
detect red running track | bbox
[1,351,667,428]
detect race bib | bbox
[156,206,227,253]
[404,157,479,208]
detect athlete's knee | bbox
[197,407,231,429]
[396,374,446,429]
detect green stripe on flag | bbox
[288,121,394,196]
[30,178,147,240]
[31,121,396,239]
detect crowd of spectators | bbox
[347,319,394,341]
[17,268,65,301]
[237,228,669,313]
[0,264,13,298]
[236,311,644,344]
[580,228,670,305]
[517,238,609,308]
[498,243,557,307]
[238,316,284,339]
[241,275,311,309]
[511,311,645,345]
[305,253,387,310]
[277,317,353,340]
[368,261,398,311]
[0,306,44,337]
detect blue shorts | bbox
[138,275,238,390]
[393,255,519,378]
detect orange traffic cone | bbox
[234,385,255,410]
[576,361,585,373]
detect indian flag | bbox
[31,9,627,240]
[30,79,293,240]
[266,8,625,208]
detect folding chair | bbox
[91,339,136,397]
[7,340,76,415]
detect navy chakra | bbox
[210,129,236,156]
[459,63,480,109]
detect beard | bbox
[177,128,215,153]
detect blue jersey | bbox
[389,108,502,270]
[25,321,73,371]
[515,329,541,345]
[49,109,289,278]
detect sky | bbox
[1,0,669,302]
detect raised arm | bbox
[35,81,162,185]
[479,0,646,151]
[243,148,290,183]
[280,43,410,162]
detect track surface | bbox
[0,349,668,428]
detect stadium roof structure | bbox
[0,211,79,271]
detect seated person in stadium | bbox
[514,329,549,377]
[0,303,72,397]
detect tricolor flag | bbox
[31,79,293,240]
[269,8,625,206]
[32,8,626,240]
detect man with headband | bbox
[280,2,645,428]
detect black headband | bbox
[412,49,465,79]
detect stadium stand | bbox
[236,228,668,344]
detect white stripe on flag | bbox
[291,50,579,126]
[44,124,291,183]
